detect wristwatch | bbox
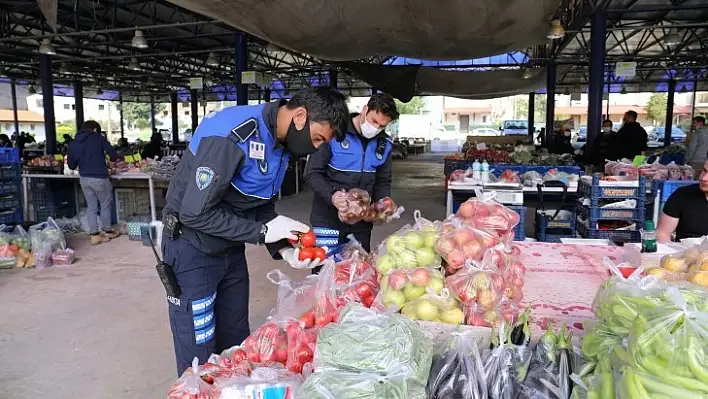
[259,224,268,244]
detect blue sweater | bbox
[67,130,119,178]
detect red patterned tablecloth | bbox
[516,242,625,335]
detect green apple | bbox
[415,248,437,267]
[422,231,437,248]
[403,231,424,249]
[376,254,396,274]
[420,224,437,233]
[427,277,444,295]
[383,290,406,310]
[439,307,464,324]
[403,284,426,301]
[401,304,418,320]
[386,236,404,253]
[415,299,439,321]
[397,250,417,268]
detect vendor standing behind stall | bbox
[657,160,708,242]
[686,116,708,174]
[305,93,399,270]
[616,110,648,160]
[67,120,122,245]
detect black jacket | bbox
[616,122,648,160]
[67,130,119,178]
[305,117,392,233]
[141,140,163,160]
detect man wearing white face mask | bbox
[305,93,399,272]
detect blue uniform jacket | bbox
[163,101,291,256]
[305,116,392,236]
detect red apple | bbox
[436,237,456,256]
[461,240,483,260]
[387,271,408,290]
[446,249,465,269]
[457,201,475,219]
[410,268,431,287]
[453,230,471,246]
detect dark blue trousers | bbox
[162,237,250,376]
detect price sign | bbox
[54,154,64,161]
[124,155,135,163]
[133,153,142,162]
[632,155,646,166]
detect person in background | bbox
[305,93,399,272]
[657,161,708,242]
[584,119,618,172]
[67,120,122,245]
[141,133,164,160]
[552,127,574,154]
[23,132,36,144]
[0,134,12,148]
[686,116,708,174]
[616,110,647,160]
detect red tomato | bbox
[313,247,327,261]
[297,346,313,363]
[275,348,288,363]
[299,309,315,329]
[247,351,261,363]
[355,282,374,299]
[299,247,316,261]
[300,231,316,248]
[232,348,247,363]
[362,295,375,308]
[315,312,333,328]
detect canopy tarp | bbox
[166,0,562,61]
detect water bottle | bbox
[481,160,490,183]
[641,220,657,253]
[472,159,481,181]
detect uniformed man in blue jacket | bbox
[305,93,399,267]
[161,87,349,375]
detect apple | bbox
[403,284,426,301]
[401,304,418,320]
[415,299,439,321]
[457,202,475,219]
[382,290,406,309]
[428,277,444,294]
[461,240,483,260]
[422,232,437,248]
[415,248,437,267]
[410,268,431,287]
[387,271,408,290]
[479,232,497,248]
[439,307,464,324]
[483,309,500,325]
[403,231,424,248]
[446,249,465,269]
[376,254,396,274]
[453,230,471,246]
[386,236,404,253]
[420,224,437,234]
[397,250,418,268]
[478,290,499,308]
[435,237,456,256]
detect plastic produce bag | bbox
[484,320,533,399]
[337,188,372,224]
[240,319,318,374]
[0,225,31,268]
[519,324,577,399]
[29,217,66,252]
[333,254,379,309]
[446,263,505,323]
[219,363,303,399]
[335,234,372,263]
[51,248,75,266]
[455,191,520,238]
[313,303,433,399]
[399,288,464,324]
[427,331,488,399]
[376,267,446,311]
[436,217,500,275]
[205,346,252,382]
[374,211,441,274]
[362,197,404,224]
[298,368,412,399]
[168,358,221,399]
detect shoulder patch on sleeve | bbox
[196,166,215,190]
[230,118,258,142]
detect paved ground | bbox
[0,154,448,399]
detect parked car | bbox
[650,126,686,143]
[471,128,500,136]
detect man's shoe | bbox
[103,229,121,239]
[90,234,109,245]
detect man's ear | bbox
[292,107,308,130]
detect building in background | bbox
[0,109,45,139]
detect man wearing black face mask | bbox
[160,87,349,375]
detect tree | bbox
[511,95,547,123]
[121,102,167,130]
[646,93,668,124]
[395,96,425,115]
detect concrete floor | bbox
[0,154,448,399]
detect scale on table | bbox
[481,182,524,205]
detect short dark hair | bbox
[625,110,638,121]
[602,119,613,126]
[81,120,101,132]
[693,116,706,124]
[287,87,349,141]
[367,93,400,121]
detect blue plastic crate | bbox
[487,164,583,178]
[0,181,19,196]
[576,222,641,242]
[444,159,467,176]
[0,148,19,165]
[579,175,647,201]
[508,205,526,241]
[0,164,20,180]
[536,233,572,243]
[660,180,695,202]
[0,194,21,210]
[577,204,645,222]
[0,208,22,225]
[536,209,576,230]
[34,204,75,221]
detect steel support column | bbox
[329,69,338,89]
[528,92,535,136]
[587,11,607,152]
[170,92,179,144]
[545,63,557,147]
[74,80,84,128]
[10,79,19,138]
[235,32,248,106]
[664,79,676,147]
[190,89,199,131]
[150,95,156,134]
[691,76,698,123]
[39,54,57,154]
[263,88,271,103]
[119,94,124,139]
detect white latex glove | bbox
[280,248,323,269]
[264,215,309,243]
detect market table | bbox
[21,172,161,223]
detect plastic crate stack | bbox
[658,180,695,211]
[576,174,646,243]
[535,209,576,242]
[28,178,77,221]
[508,205,526,241]
[0,149,22,225]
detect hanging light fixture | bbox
[96,86,103,95]
[547,20,565,39]
[128,57,141,71]
[131,29,148,49]
[620,85,627,95]
[521,68,535,79]
[59,62,69,74]
[563,86,570,95]
[680,85,687,93]
[28,83,37,94]
[38,38,56,55]
[664,29,681,47]
[0,63,5,76]
[206,52,219,66]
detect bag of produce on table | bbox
[483,315,533,399]
[240,319,318,374]
[312,303,433,399]
[297,368,412,399]
[362,197,404,225]
[168,357,221,399]
[399,288,464,324]
[203,346,253,383]
[437,218,501,275]
[426,330,488,399]
[374,211,441,274]
[335,233,372,263]
[0,224,32,268]
[445,262,506,326]
[519,323,579,399]
[455,193,521,239]
[333,254,379,309]
[649,243,708,286]
[485,244,525,304]
[376,267,446,311]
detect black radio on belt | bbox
[162,212,181,240]
[147,233,181,297]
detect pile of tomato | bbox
[290,231,327,261]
